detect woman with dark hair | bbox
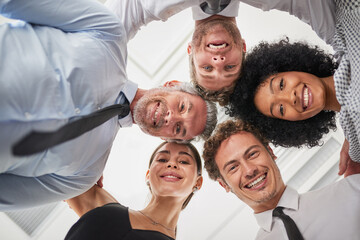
[229,34,360,166]
[229,39,338,148]
[229,0,360,169]
[65,141,203,240]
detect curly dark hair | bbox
[203,120,269,181]
[228,38,338,148]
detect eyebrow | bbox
[156,150,170,155]
[269,76,275,94]
[223,159,238,171]
[224,73,238,78]
[199,73,214,80]
[179,151,193,159]
[270,103,274,117]
[221,145,260,171]
[181,101,192,138]
[269,77,275,117]
[199,73,238,80]
[244,145,260,156]
[182,128,187,138]
[155,150,193,159]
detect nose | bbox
[242,162,258,180]
[167,161,178,169]
[277,89,298,106]
[290,89,298,106]
[212,55,226,65]
[164,110,173,125]
[164,110,180,125]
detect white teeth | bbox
[153,107,159,125]
[304,87,309,108]
[209,43,227,49]
[246,174,266,188]
[164,175,178,179]
[154,109,158,120]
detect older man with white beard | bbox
[0,0,217,211]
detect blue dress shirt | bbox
[0,0,201,211]
[0,0,137,211]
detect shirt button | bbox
[75,108,81,114]
[97,106,101,110]
[24,112,32,119]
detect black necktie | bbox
[200,0,231,14]
[272,207,304,240]
[12,103,130,156]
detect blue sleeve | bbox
[0,173,95,211]
[0,0,121,34]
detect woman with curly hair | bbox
[229,39,338,148]
[229,36,360,168]
[229,0,360,169]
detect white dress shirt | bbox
[254,174,360,240]
[192,0,336,45]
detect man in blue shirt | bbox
[0,0,217,211]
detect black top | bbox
[65,203,175,240]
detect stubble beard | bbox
[133,89,168,135]
[192,18,242,49]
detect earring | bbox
[192,186,198,193]
[146,180,150,186]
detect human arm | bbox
[66,184,118,217]
[343,159,360,177]
[0,0,120,34]
[105,0,201,41]
[239,0,336,44]
[338,138,351,176]
[0,173,96,211]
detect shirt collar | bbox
[254,186,299,232]
[117,80,138,128]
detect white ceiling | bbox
[0,2,343,240]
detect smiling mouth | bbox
[160,173,183,182]
[208,42,228,49]
[245,173,267,189]
[302,85,309,110]
[152,102,160,127]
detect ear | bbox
[163,80,181,88]
[217,178,231,193]
[145,169,150,182]
[187,43,192,55]
[195,176,203,191]
[242,39,247,53]
[266,145,277,161]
